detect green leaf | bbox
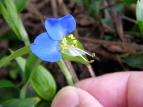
[15,57,26,72]
[31,65,57,100]
[20,54,42,98]
[36,100,52,107]
[0,80,19,89]
[24,53,42,83]
[119,0,137,3]
[20,53,56,100]
[136,0,143,34]
[0,88,19,103]
[9,49,26,72]
[71,0,82,3]
[137,21,143,34]
[13,0,30,13]
[0,0,22,40]
[121,53,143,67]
[0,45,31,68]
[0,0,29,14]
[0,0,30,45]
[61,36,90,66]
[1,97,41,107]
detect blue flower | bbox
[45,15,76,40]
[30,15,76,62]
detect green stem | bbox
[57,59,74,86]
[20,82,28,98]
[20,59,42,98]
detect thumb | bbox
[51,86,103,107]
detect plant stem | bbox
[57,59,74,86]
[20,58,42,98]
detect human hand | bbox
[51,72,143,107]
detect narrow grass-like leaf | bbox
[0,1,22,40]
[0,0,30,14]
[136,0,143,34]
[0,80,19,89]
[119,0,137,3]
[0,0,30,45]
[0,45,31,67]
[1,97,40,107]
[13,0,30,13]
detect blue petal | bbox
[30,32,62,62]
[45,14,76,40]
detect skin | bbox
[51,72,143,107]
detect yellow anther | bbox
[61,45,67,50]
[71,40,78,47]
[72,41,77,47]
[68,34,75,39]
[73,40,77,44]
[91,53,95,57]
[72,43,77,47]
[89,60,94,63]
[62,38,67,44]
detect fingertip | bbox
[51,86,79,107]
[76,88,103,107]
[51,86,103,107]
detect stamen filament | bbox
[74,47,91,57]
[68,46,89,62]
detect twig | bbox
[26,3,46,23]
[124,31,143,37]
[57,0,69,15]
[57,0,79,37]
[78,37,143,53]
[121,15,138,24]
[51,0,58,17]
[104,0,124,42]
[64,60,79,82]
[101,1,116,10]
[87,66,96,77]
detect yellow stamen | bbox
[61,45,67,50]
[68,34,75,39]
[91,53,95,57]
[62,38,67,44]
[89,60,94,63]
[72,43,77,47]
[71,40,78,47]
[73,40,77,44]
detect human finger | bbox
[76,72,143,107]
[51,86,103,107]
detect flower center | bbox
[60,34,95,63]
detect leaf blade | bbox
[0,80,19,89]
[136,0,143,34]
[31,65,57,100]
[1,97,40,107]
[0,45,31,67]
